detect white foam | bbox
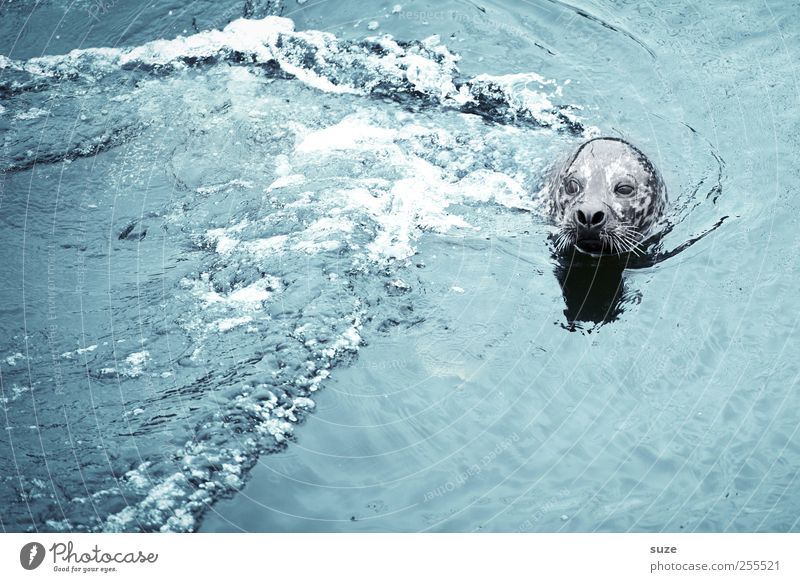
[10,384,28,401]
[457,169,534,211]
[297,116,396,153]
[126,351,149,366]
[321,316,362,359]
[196,179,253,195]
[292,216,354,254]
[186,275,281,311]
[14,107,48,120]
[204,220,250,254]
[5,353,24,366]
[241,234,288,255]
[403,52,458,102]
[293,397,315,409]
[365,156,473,262]
[274,154,292,177]
[8,17,350,97]
[205,228,239,254]
[266,174,305,191]
[61,345,98,359]
[212,316,254,332]
[258,113,538,263]
[219,282,272,308]
[103,328,359,531]
[125,351,150,377]
[7,16,583,136]
[469,73,563,125]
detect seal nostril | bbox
[576,210,587,225]
[591,211,605,226]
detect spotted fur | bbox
[550,137,666,256]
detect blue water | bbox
[1,0,798,532]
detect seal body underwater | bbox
[550,137,667,257]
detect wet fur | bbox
[549,137,667,257]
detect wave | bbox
[0,16,586,173]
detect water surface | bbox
[1,0,798,532]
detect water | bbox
[0,0,797,533]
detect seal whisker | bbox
[613,232,625,255]
[610,230,630,254]
[553,230,565,251]
[613,225,642,242]
[553,232,564,253]
[608,231,624,255]
[600,232,619,254]
[614,229,637,247]
[617,225,643,240]
[615,230,645,256]
[562,234,574,253]
[616,227,643,246]
[555,227,575,253]
[600,232,611,254]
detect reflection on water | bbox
[551,211,727,330]
[553,251,632,329]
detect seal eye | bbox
[615,183,635,196]
[564,178,581,196]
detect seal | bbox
[550,137,666,257]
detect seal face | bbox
[551,137,666,256]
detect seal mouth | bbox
[575,237,605,255]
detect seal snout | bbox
[573,203,608,254]
[574,203,607,238]
[574,207,607,230]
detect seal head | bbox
[551,137,666,256]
